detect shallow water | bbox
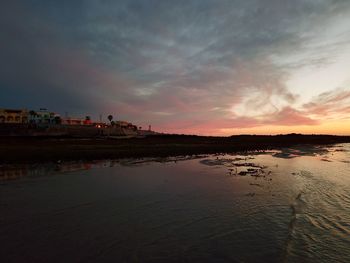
[1,144,350,262]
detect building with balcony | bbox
[0,108,28,123]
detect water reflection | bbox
[0,144,350,262]
[271,145,329,159]
[0,162,95,181]
[0,155,211,182]
[1,144,346,182]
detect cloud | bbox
[266,107,318,126]
[1,0,350,133]
[303,88,350,118]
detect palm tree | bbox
[29,110,37,124]
[54,116,62,125]
[107,115,113,123]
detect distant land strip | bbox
[0,134,349,164]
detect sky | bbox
[1,0,350,135]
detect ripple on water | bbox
[284,165,350,262]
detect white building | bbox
[29,108,60,124]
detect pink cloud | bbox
[266,107,319,126]
[154,106,318,135]
[303,88,350,117]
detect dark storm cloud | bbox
[1,0,350,132]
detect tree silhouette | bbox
[107,115,113,123]
[29,110,37,124]
[54,116,62,124]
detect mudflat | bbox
[1,134,349,163]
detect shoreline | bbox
[0,134,349,164]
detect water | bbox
[1,144,350,262]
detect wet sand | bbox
[0,134,349,163]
